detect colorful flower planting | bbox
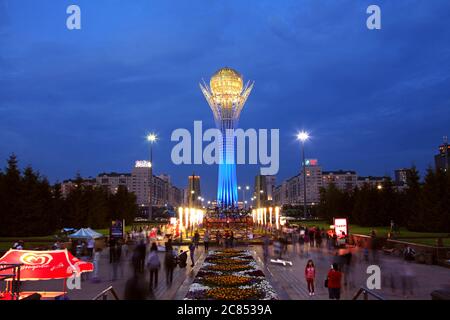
[185,249,278,300]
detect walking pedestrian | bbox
[305,259,316,296]
[189,241,196,267]
[326,263,342,300]
[164,248,176,285]
[146,243,160,290]
[204,230,210,252]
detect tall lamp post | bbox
[238,185,250,209]
[147,133,157,221]
[297,131,310,219]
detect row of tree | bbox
[317,166,450,232]
[0,154,138,237]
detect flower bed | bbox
[185,249,278,300]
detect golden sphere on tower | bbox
[210,67,243,96]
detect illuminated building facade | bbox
[200,67,253,208]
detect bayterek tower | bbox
[200,67,253,208]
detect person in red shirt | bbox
[305,259,316,296]
[327,263,342,300]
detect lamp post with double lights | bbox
[238,185,250,209]
[297,131,310,219]
[147,133,157,221]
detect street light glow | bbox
[147,133,157,143]
[297,131,310,142]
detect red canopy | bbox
[0,249,93,281]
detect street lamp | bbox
[146,133,157,220]
[238,185,250,209]
[297,131,310,219]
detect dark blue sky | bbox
[1,0,449,200]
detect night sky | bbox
[1,0,449,200]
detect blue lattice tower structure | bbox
[200,67,253,208]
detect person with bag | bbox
[146,243,160,290]
[305,259,316,296]
[326,263,342,300]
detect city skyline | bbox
[1,0,450,201]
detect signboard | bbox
[333,218,348,237]
[110,219,125,239]
[305,159,318,166]
[135,160,151,168]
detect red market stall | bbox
[0,249,93,300]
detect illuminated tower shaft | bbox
[200,68,253,208]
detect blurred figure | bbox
[193,231,200,249]
[263,234,270,263]
[401,261,415,298]
[189,241,196,267]
[164,247,176,285]
[299,232,305,256]
[124,273,147,300]
[363,246,369,263]
[146,243,160,290]
[137,239,147,273]
[315,229,322,248]
[165,238,173,252]
[273,238,282,259]
[87,238,95,258]
[327,263,342,300]
[305,259,316,296]
[178,249,188,268]
[204,230,210,252]
[308,228,315,247]
[292,230,299,254]
[92,247,102,282]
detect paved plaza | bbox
[19,243,450,300]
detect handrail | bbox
[92,286,120,300]
[352,287,385,300]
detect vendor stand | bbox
[0,249,93,300]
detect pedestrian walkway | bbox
[20,245,206,300]
[250,243,450,300]
[19,243,450,300]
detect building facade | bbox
[187,174,202,208]
[62,161,183,210]
[435,141,450,172]
[322,170,357,192]
[253,175,276,207]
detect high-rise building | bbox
[253,175,276,207]
[130,160,152,207]
[435,137,450,172]
[322,170,357,192]
[273,160,322,206]
[96,162,182,208]
[187,174,201,208]
[200,67,254,208]
[299,161,322,205]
